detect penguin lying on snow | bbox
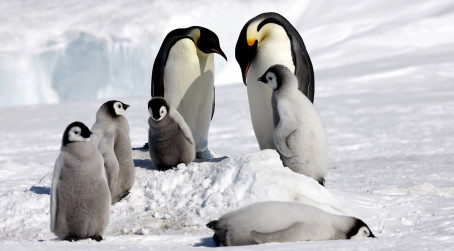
[148,97,196,170]
[91,100,135,204]
[207,201,375,246]
[151,26,227,160]
[258,64,327,185]
[235,12,314,150]
[51,122,110,241]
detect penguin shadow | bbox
[193,236,217,247]
[133,159,158,171]
[132,146,148,151]
[29,186,51,195]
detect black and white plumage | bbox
[258,65,327,185]
[91,100,135,204]
[235,12,314,150]
[50,121,110,241]
[147,97,195,170]
[151,26,227,160]
[207,201,375,246]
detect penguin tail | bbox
[206,220,219,230]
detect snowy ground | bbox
[1,0,454,250]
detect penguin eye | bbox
[268,76,272,80]
[118,104,121,108]
[75,131,79,135]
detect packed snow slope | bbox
[1,0,454,250]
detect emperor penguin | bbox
[147,97,195,170]
[258,65,327,185]
[235,12,314,150]
[151,26,227,160]
[91,100,135,204]
[207,201,375,246]
[51,121,110,241]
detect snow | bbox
[1,0,454,250]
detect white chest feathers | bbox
[246,23,295,150]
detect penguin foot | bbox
[64,235,80,242]
[90,235,103,242]
[318,178,325,186]
[196,149,218,160]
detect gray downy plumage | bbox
[91,100,135,204]
[50,121,110,241]
[206,201,375,246]
[147,97,195,170]
[258,64,328,185]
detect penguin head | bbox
[62,121,92,146]
[257,64,293,90]
[236,12,289,85]
[347,219,376,239]
[148,97,169,121]
[190,26,227,60]
[106,100,130,117]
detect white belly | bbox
[164,39,214,152]
[247,39,295,150]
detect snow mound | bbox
[1,150,355,241]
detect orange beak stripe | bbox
[245,62,251,80]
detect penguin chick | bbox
[91,100,135,204]
[235,12,314,150]
[148,97,195,170]
[151,26,227,160]
[258,65,327,185]
[207,201,375,246]
[51,121,110,241]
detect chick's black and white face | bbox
[258,70,278,90]
[113,101,126,116]
[149,105,167,121]
[264,71,278,89]
[350,226,374,239]
[68,126,89,142]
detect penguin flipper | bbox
[170,108,194,145]
[273,100,297,157]
[251,222,311,244]
[99,133,119,191]
[211,86,215,120]
[50,157,63,232]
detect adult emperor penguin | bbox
[207,201,375,246]
[91,100,135,204]
[258,65,327,185]
[235,12,314,150]
[51,122,110,241]
[148,97,196,170]
[151,26,227,160]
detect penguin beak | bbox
[257,74,267,84]
[123,104,130,110]
[247,37,257,47]
[212,48,227,61]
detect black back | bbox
[62,121,91,146]
[235,12,315,103]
